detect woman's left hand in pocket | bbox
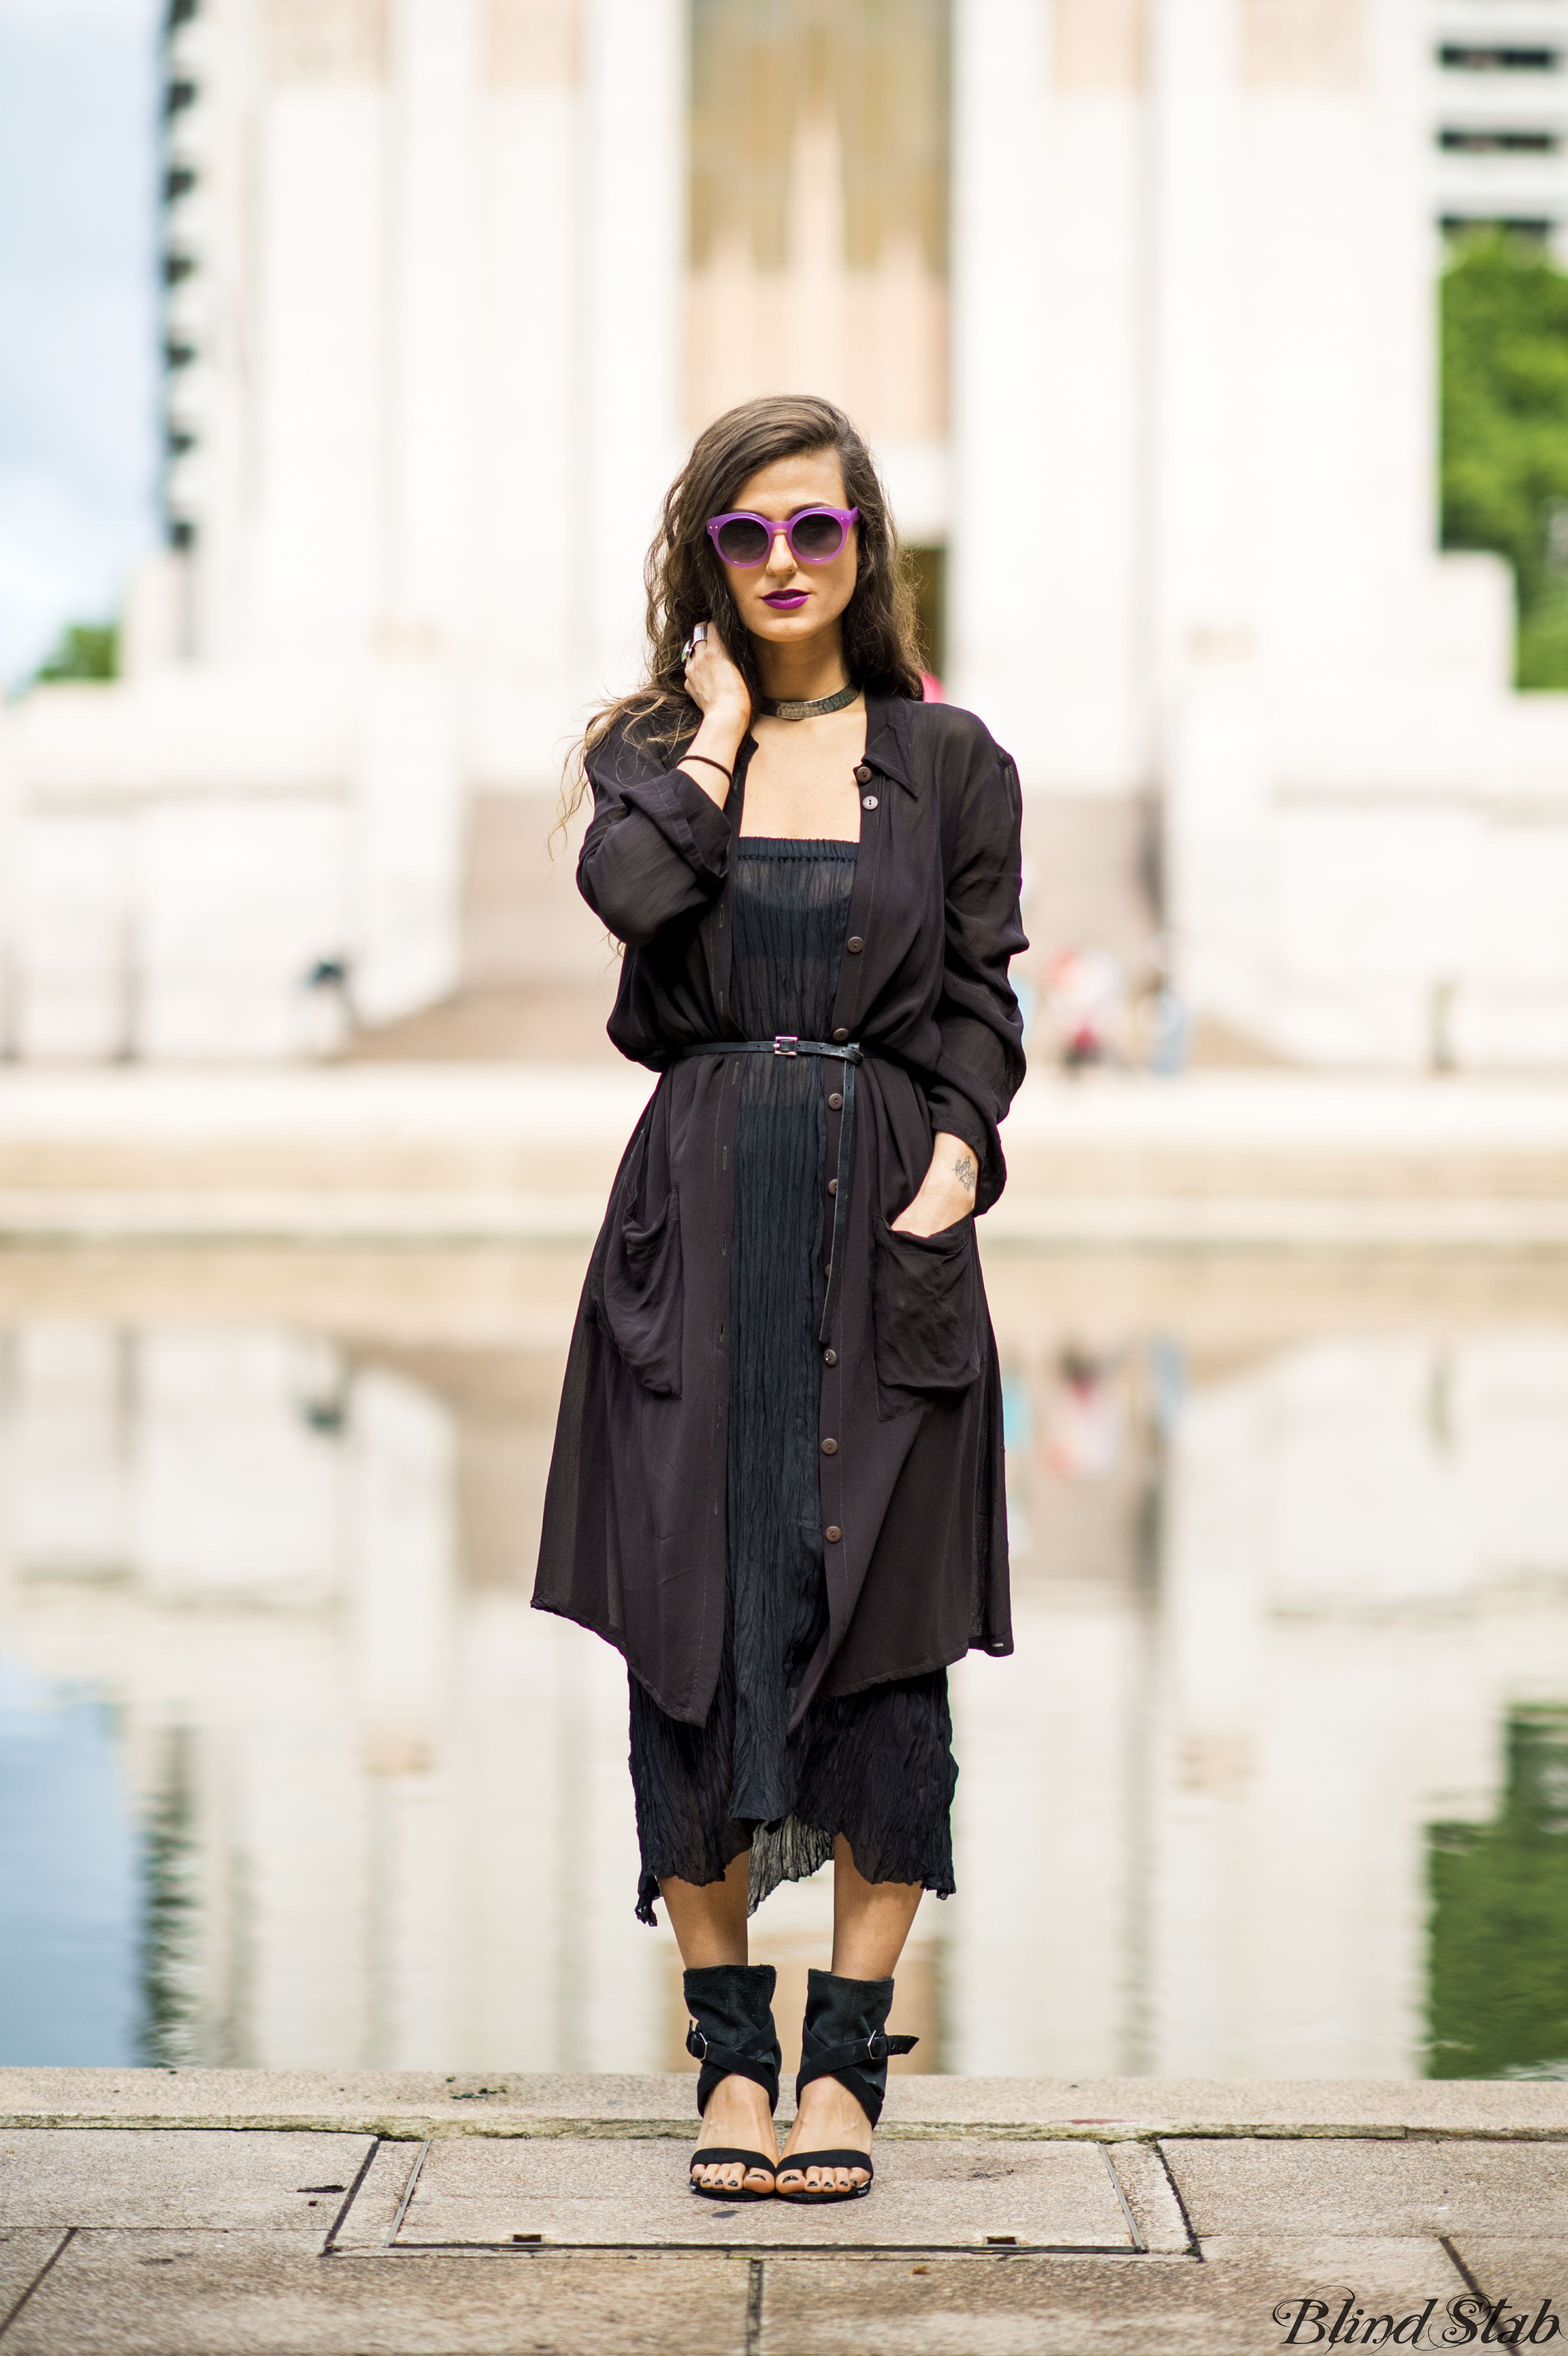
[890,1132,980,1238]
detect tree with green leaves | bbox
[1442,228,1568,689]
[1428,1708,1568,2077]
[33,622,118,685]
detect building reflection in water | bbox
[2,1248,1567,2080]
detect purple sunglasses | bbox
[706,505,860,568]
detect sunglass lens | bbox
[790,511,845,561]
[715,516,771,565]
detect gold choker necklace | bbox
[759,682,860,722]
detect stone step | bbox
[5,2068,1565,2140]
[3,1070,1568,1243]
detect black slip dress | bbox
[628,837,958,1923]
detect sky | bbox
[0,0,163,687]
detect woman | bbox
[534,394,1025,2203]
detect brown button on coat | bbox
[533,693,1028,1726]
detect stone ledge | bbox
[3,2073,1565,2144]
[8,1069,1568,1246]
[9,1191,1568,1247]
[0,1189,615,1241]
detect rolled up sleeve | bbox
[577,758,732,948]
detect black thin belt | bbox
[677,1035,861,1343]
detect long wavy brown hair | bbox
[559,395,925,828]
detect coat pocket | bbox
[600,1189,684,1396]
[872,1214,982,1413]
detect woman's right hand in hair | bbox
[678,623,750,805]
[684,621,750,729]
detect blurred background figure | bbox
[1043,947,1127,1073]
[1131,938,1189,1077]
[1040,1348,1122,1483]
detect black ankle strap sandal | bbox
[774,1969,917,2205]
[684,1964,782,2202]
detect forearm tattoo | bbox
[952,1151,977,1196]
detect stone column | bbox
[248,0,394,664]
[948,0,1053,771]
[1145,0,1272,1031]
[334,0,482,1029]
[950,0,1158,793]
[382,0,483,639]
[473,0,588,776]
[579,0,684,698]
[1147,0,1252,681]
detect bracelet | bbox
[680,753,733,783]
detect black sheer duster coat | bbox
[533,691,1028,1728]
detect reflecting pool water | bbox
[2,1243,1567,2081]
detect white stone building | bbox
[3,0,1568,1068]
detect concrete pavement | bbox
[0,2072,1564,2352]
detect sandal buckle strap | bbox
[804,2030,918,2074]
[687,2019,784,2111]
[686,2021,780,2073]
